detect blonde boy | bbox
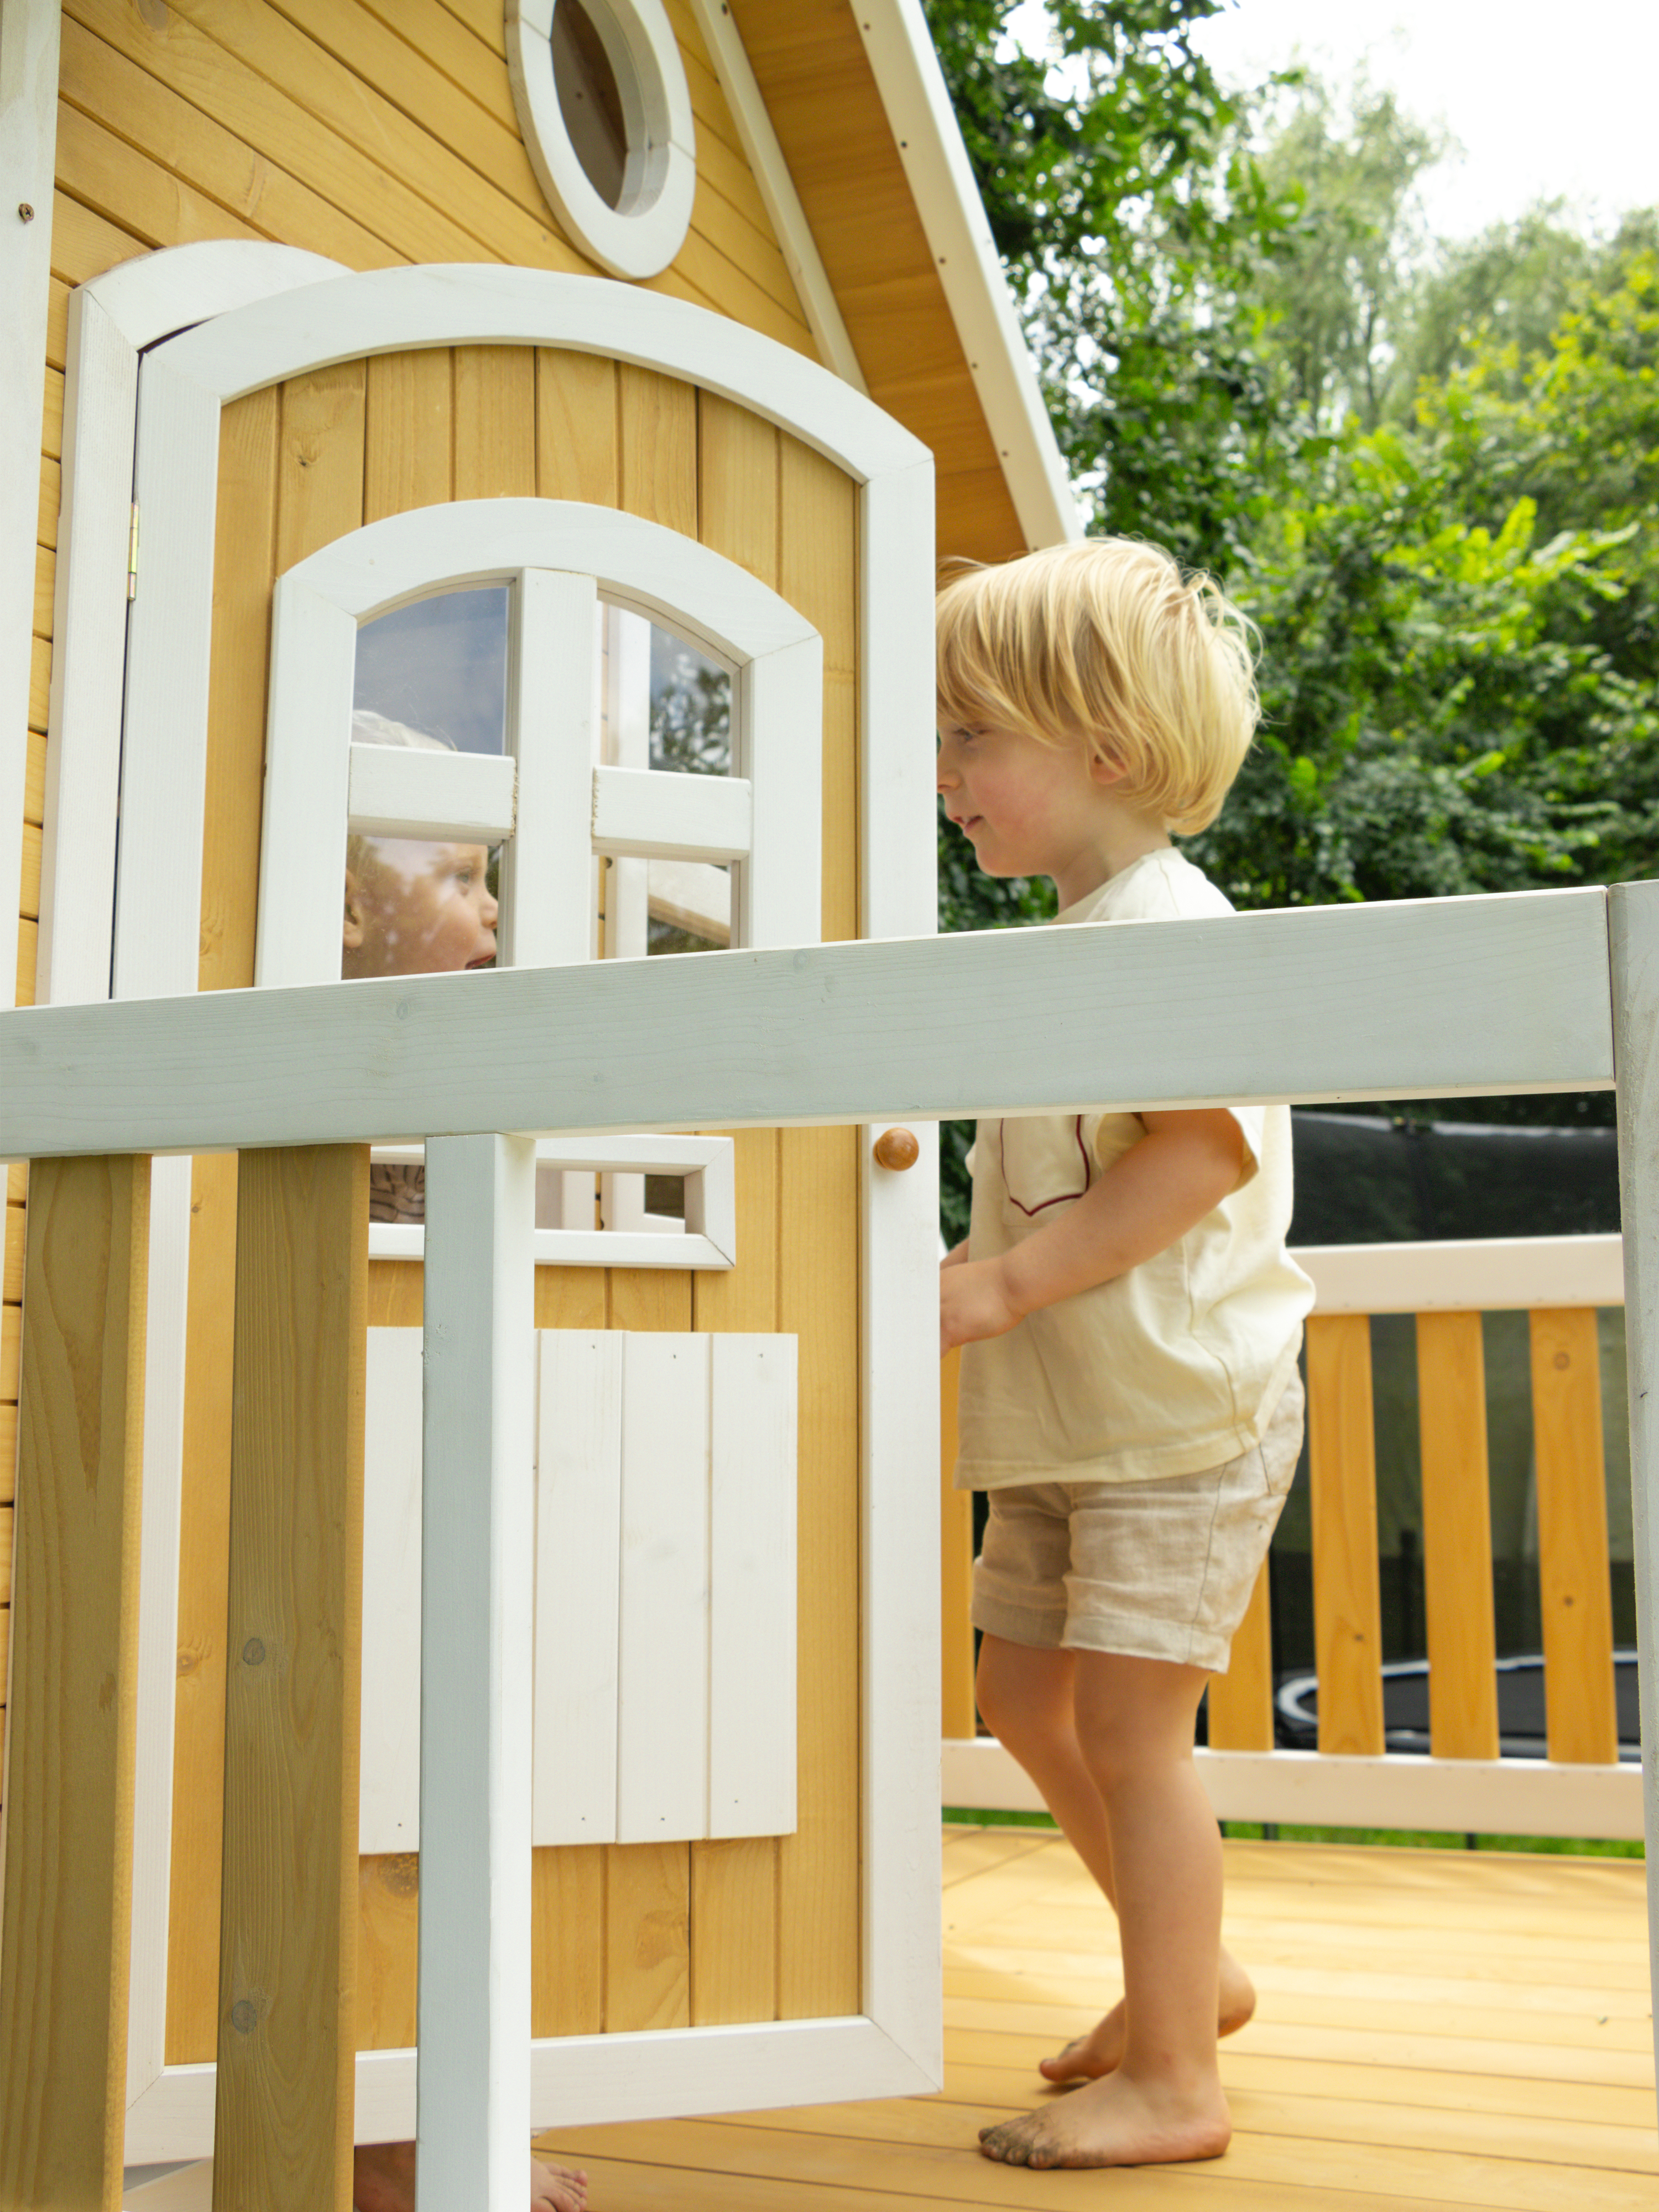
[937,539,1313,2171]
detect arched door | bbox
[58,266,939,2156]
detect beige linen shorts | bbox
[971,1369,1305,1673]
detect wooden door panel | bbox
[170,346,863,2061]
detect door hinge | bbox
[127,503,139,601]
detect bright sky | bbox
[1008,0,1658,243]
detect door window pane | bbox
[354,586,509,755]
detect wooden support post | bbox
[418,1134,536,2208]
[1306,1313,1385,1756]
[938,1344,976,1741]
[0,1155,149,2212]
[1610,879,1659,2130]
[213,1146,368,2212]
[1416,1311,1500,1759]
[1530,1307,1619,1763]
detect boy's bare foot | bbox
[352,2140,589,2212]
[979,2069,1230,2169]
[1037,1954,1255,2083]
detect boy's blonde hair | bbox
[935,539,1260,834]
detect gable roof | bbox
[718,0,1081,566]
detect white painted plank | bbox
[255,583,358,988]
[591,763,753,864]
[9,889,1619,1161]
[269,499,815,661]
[738,636,821,950]
[150,265,928,481]
[616,1333,710,1843]
[111,356,222,1003]
[123,2018,940,2166]
[416,1135,536,2211]
[38,291,138,1006]
[347,742,517,843]
[860,1123,943,2072]
[1608,879,1659,2111]
[359,1329,425,1854]
[533,1333,622,1847]
[1297,1234,1626,1314]
[81,242,347,353]
[0,0,58,1014]
[941,1736,1645,1841]
[503,569,596,971]
[859,462,937,946]
[708,1336,797,1839]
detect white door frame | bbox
[38,252,940,2160]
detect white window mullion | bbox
[504,568,598,971]
[255,580,358,988]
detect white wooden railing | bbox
[4,879,1658,2188]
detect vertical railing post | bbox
[418,1134,537,2207]
[0,1155,149,2212]
[1609,879,1659,2120]
[213,1144,368,2211]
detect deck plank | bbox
[530,1829,1652,2208]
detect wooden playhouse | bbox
[6,7,1659,2209]
[0,2,1079,2204]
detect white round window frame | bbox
[507,0,696,280]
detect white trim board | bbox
[1296,1233,1626,1314]
[143,264,925,473]
[852,1,1080,551]
[941,1737,1645,1843]
[4,888,1619,1162]
[0,0,61,1015]
[121,2017,937,2164]
[39,246,348,1009]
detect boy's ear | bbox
[1088,746,1129,788]
[343,872,365,951]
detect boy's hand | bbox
[941,1256,1022,1355]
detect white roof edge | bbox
[853,0,1082,550]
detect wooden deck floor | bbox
[538,1824,1657,2211]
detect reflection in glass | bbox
[650,628,730,776]
[551,0,628,209]
[354,587,509,755]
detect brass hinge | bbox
[127,503,139,601]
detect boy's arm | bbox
[939,1108,1245,1355]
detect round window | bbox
[507,0,696,281]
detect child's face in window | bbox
[342,839,499,979]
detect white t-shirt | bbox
[954,849,1313,1488]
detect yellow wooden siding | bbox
[157,346,864,2057]
[727,0,1032,566]
[55,0,817,349]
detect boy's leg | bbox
[974,1634,1254,2082]
[979,1651,1231,2169]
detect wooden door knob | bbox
[873,1127,919,1171]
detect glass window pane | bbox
[354,587,509,755]
[650,627,730,776]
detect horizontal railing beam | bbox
[2,888,1614,1161]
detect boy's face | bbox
[342,839,499,979]
[936,719,1106,888]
